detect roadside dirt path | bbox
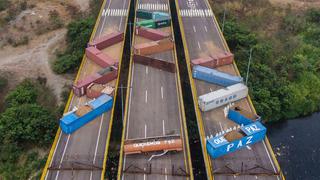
[0,29,73,102]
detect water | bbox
[267,112,320,180]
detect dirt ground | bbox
[269,0,320,9]
[0,0,90,102]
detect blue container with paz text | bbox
[206,122,267,158]
[60,94,113,134]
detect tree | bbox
[4,80,38,108]
[0,104,57,146]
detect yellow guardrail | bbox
[174,1,213,180]
[40,0,116,179]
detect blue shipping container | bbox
[152,12,170,20]
[228,106,261,126]
[206,122,266,158]
[192,65,243,87]
[60,94,113,134]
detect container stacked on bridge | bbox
[192,65,243,87]
[191,52,234,68]
[60,94,113,134]
[124,135,183,155]
[72,66,118,97]
[136,9,171,29]
[62,31,125,134]
[206,104,265,158]
[135,26,170,41]
[206,121,266,158]
[88,32,124,50]
[198,83,248,111]
[86,47,118,68]
[134,38,174,55]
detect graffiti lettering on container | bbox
[226,136,253,152]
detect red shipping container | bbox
[93,69,118,84]
[86,47,118,68]
[135,26,170,41]
[95,53,118,68]
[73,68,118,97]
[86,46,101,60]
[191,52,234,68]
[134,39,174,55]
[73,74,102,96]
[88,32,124,50]
[133,54,176,73]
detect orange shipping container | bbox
[124,137,183,155]
[191,52,234,68]
[134,39,174,55]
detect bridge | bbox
[41,0,285,180]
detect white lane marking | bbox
[255,175,258,179]
[204,25,208,32]
[262,140,279,180]
[161,86,164,99]
[146,66,148,75]
[165,168,168,180]
[54,134,71,180]
[90,114,105,180]
[193,25,196,32]
[143,168,146,180]
[246,145,252,150]
[219,122,223,131]
[119,0,127,31]
[138,3,168,11]
[45,131,62,180]
[162,120,165,136]
[197,41,201,49]
[145,90,148,103]
[180,9,212,17]
[145,124,147,138]
[99,0,112,37]
[94,114,104,163]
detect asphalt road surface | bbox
[44,0,130,179]
[120,0,191,179]
[177,0,282,179]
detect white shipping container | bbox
[198,83,248,112]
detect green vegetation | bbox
[52,0,104,74]
[0,76,8,91]
[48,10,64,30]
[0,0,9,11]
[213,0,320,122]
[52,17,95,73]
[0,79,59,179]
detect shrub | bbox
[306,8,320,24]
[52,17,94,74]
[0,76,8,91]
[48,10,63,29]
[0,104,57,145]
[5,80,38,108]
[0,0,9,12]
